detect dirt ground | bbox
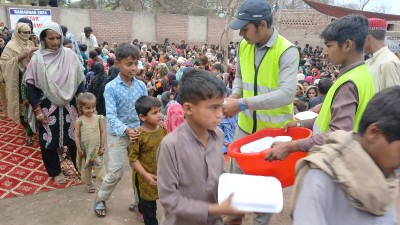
[1,160,399,225]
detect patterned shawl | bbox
[25,22,84,107]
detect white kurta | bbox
[366,46,400,93]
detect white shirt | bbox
[366,46,400,93]
[79,33,98,55]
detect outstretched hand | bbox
[264,141,300,162]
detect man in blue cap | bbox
[223,0,299,224]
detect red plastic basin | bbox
[227,127,312,188]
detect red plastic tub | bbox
[227,127,312,188]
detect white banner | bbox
[386,36,400,54]
[9,8,52,35]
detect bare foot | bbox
[54,173,67,184]
[134,204,144,222]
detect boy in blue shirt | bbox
[94,43,147,217]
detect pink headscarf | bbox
[305,76,313,84]
[165,103,185,133]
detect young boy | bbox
[129,96,167,225]
[94,43,147,217]
[157,69,243,225]
[266,15,375,161]
[292,86,400,225]
[79,44,88,75]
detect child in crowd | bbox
[305,86,318,103]
[299,80,310,92]
[129,96,167,225]
[63,38,73,49]
[74,93,106,193]
[79,44,89,75]
[157,69,242,225]
[292,86,400,225]
[94,43,148,217]
[295,83,306,102]
[218,90,238,153]
[307,78,333,110]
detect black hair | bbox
[179,69,226,104]
[299,80,309,85]
[107,57,115,66]
[320,14,368,53]
[358,86,400,142]
[115,43,140,61]
[94,47,102,55]
[89,50,98,59]
[40,29,62,48]
[306,86,318,99]
[79,44,87,52]
[171,80,179,89]
[63,38,72,46]
[135,96,161,117]
[84,26,93,33]
[146,72,153,79]
[317,78,333,95]
[17,18,33,32]
[212,63,224,73]
[60,25,68,36]
[368,30,386,41]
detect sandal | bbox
[86,183,96,193]
[94,192,106,218]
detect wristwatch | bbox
[296,121,301,127]
[238,99,248,111]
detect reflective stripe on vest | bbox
[238,35,296,134]
[313,64,375,134]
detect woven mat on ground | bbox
[0,116,81,199]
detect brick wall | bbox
[276,9,331,34]
[156,14,188,45]
[2,5,400,46]
[89,9,132,45]
[207,17,228,46]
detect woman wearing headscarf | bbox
[25,22,85,183]
[165,72,176,92]
[88,62,107,116]
[158,62,169,91]
[0,23,37,144]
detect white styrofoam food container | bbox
[218,173,283,213]
[240,136,292,153]
[294,111,318,120]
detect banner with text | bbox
[386,36,400,54]
[9,8,52,35]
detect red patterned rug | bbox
[0,116,81,199]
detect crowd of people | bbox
[0,0,400,224]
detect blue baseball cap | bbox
[229,0,272,30]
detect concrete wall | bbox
[59,8,90,39]
[188,16,207,42]
[0,6,7,27]
[132,13,156,42]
